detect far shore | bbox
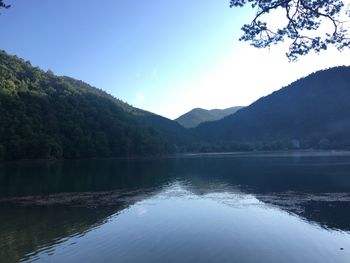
[1,149,350,165]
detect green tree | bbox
[230,0,350,60]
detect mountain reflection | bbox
[0,205,117,263]
[1,153,350,262]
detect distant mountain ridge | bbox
[175,106,244,128]
[194,66,350,150]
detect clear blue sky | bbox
[1,0,350,118]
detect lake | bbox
[1,151,350,263]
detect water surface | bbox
[1,151,350,262]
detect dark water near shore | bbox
[1,151,350,262]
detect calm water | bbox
[1,151,350,263]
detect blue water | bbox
[1,152,350,263]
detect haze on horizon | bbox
[2,0,350,119]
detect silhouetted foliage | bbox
[0,51,177,160]
[230,0,350,60]
[1,1,347,60]
[0,0,10,10]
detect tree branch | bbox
[230,0,350,60]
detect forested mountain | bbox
[138,113,195,150]
[0,51,187,160]
[63,77,193,149]
[2,50,350,160]
[194,66,350,151]
[175,106,243,128]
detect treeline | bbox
[0,51,175,160]
[186,139,350,153]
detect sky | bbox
[1,0,350,119]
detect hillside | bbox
[175,106,243,128]
[0,51,184,160]
[2,51,349,159]
[194,66,350,151]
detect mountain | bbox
[138,112,195,150]
[0,51,190,160]
[194,66,350,151]
[2,50,350,160]
[175,106,244,128]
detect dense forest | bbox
[1,50,350,161]
[194,66,350,151]
[0,51,182,160]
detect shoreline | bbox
[1,149,350,165]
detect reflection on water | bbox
[0,205,117,263]
[1,152,350,262]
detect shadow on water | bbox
[1,152,350,262]
[0,205,116,263]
